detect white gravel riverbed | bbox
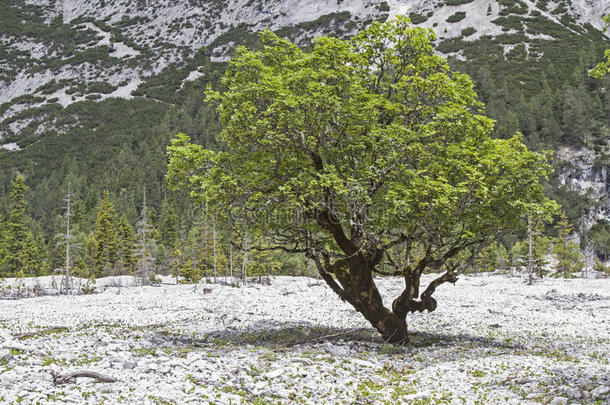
[0,274,609,404]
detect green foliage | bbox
[552,212,584,277]
[446,11,467,23]
[474,242,509,273]
[377,2,390,12]
[248,241,282,281]
[461,27,476,37]
[589,15,610,78]
[86,82,117,94]
[275,11,356,41]
[408,13,428,25]
[593,258,610,276]
[0,2,607,283]
[134,194,159,282]
[447,13,610,151]
[587,220,610,261]
[499,0,528,16]
[0,175,43,276]
[511,234,550,275]
[116,214,136,273]
[93,191,119,276]
[169,17,555,289]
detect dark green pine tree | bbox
[1,175,42,276]
[553,212,584,278]
[116,214,136,274]
[160,203,179,251]
[0,215,8,274]
[94,191,119,276]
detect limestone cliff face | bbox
[556,147,610,229]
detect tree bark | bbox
[317,253,409,344]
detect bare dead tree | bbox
[55,183,75,294]
[242,229,249,287]
[527,215,534,285]
[135,188,156,284]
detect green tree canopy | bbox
[168,17,557,343]
[589,15,610,78]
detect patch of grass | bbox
[147,395,176,405]
[471,369,486,377]
[133,347,157,357]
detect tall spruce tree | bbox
[117,214,136,274]
[94,191,119,276]
[1,175,42,276]
[553,212,584,277]
[0,215,7,273]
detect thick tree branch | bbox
[310,252,364,313]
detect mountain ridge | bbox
[2,0,608,127]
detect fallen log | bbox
[51,370,117,385]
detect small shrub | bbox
[409,12,428,24]
[446,11,466,23]
[445,0,473,5]
[377,2,390,12]
[461,27,476,37]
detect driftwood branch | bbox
[51,370,117,385]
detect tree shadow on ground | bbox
[405,330,525,351]
[145,320,525,353]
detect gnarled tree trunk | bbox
[315,253,411,343]
[313,249,455,344]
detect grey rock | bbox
[2,341,27,352]
[550,397,568,405]
[562,386,581,399]
[0,349,13,362]
[591,386,610,398]
[292,358,313,366]
[265,368,283,379]
[123,362,137,370]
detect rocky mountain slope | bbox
[1,0,608,146]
